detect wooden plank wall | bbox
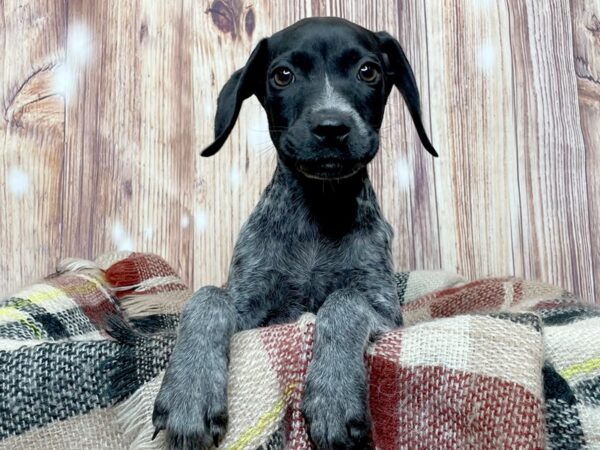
[1,0,598,303]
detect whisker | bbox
[252,142,277,156]
[248,128,288,134]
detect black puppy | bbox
[153,17,436,450]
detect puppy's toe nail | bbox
[347,426,362,440]
[346,418,371,449]
[347,419,368,439]
[151,427,161,441]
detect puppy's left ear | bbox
[376,32,438,157]
[202,39,269,157]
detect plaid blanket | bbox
[1,252,598,449]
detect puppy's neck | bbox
[265,159,380,238]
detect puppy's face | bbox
[264,20,387,180]
[202,18,437,179]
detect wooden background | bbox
[1,0,599,303]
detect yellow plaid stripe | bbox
[229,383,296,450]
[560,357,600,381]
[0,274,108,338]
[0,307,42,337]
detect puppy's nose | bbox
[311,111,351,142]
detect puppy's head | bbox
[203,17,437,180]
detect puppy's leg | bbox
[302,288,389,450]
[153,286,236,450]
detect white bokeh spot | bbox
[395,158,413,190]
[477,42,496,73]
[68,22,93,65]
[52,22,93,102]
[181,214,190,229]
[194,210,208,233]
[7,166,30,197]
[474,0,493,9]
[112,222,135,251]
[229,167,242,187]
[52,65,75,99]
[143,226,154,239]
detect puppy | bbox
[153,17,437,450]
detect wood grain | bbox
[364,0,442,273]
[571,0,600,302]
[192,0,276,289]
[1,0,66,290]
[60,0,196,284]
[426,1,519,278]
[507,0,594,301]
[0,0,598,303]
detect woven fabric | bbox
[0,253,189,449]
[1,252,599,449]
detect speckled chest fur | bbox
[226,164,398,328]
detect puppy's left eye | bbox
[357,63,380,84]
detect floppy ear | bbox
[376,32,438,157]
[201,39,268,157]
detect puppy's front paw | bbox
[301,364,372,449]
[152,371,228,450]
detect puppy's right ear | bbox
[202,39,268,157]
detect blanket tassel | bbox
[114,382,164,450]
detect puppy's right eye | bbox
[272,67,294,87]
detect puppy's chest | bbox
[269,236,365,307]
[287,239,340,283]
